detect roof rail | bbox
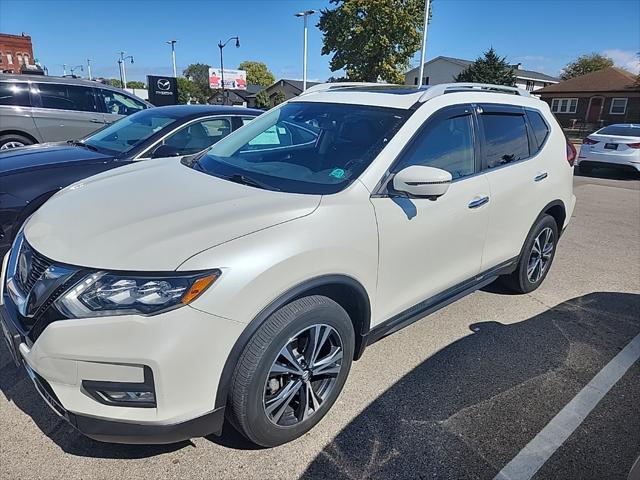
[418,83,531,103]
[300,82,395,95]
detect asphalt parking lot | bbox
[1,167,639,480]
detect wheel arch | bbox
[0,129,40,145]
[214,274,371,409]
[543,200,566,236]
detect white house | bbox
[404,56,559,92]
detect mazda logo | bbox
[157,79,171,91]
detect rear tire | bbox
[0,133,33,150]
[502,214,558,294]
[229,295,354,447]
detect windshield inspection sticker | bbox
[330,168,346,179]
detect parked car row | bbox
[1,82,576,447]
[0,74,153,149]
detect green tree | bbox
[183,63,213,103]
[318,0,427,83]
[177,77,203,104]
[455,48,516,86]
[126,80,145,89]
[107,78,122,88]
[254,89,271,109]
[560,53,614,81]
[271,90,286,106]
[238,61,275,86]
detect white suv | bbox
[1,83,576,447]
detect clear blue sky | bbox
[1,0,638,82]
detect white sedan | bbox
[577,124,640,174]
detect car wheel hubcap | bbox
[263,324,343,426]
[0,141,25,150]
[527,227,554,283]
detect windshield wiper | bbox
[67,140,99,152]
[224,173,280,191]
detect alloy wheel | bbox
[263,324,343,427]
[0,141,25,150]
[527,227,554,283]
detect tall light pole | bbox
[166,40,178,77]
[295,9,317,91]
[118,51,134,88]
[417,0,431,88]
[87,59,93,80]
[70,64,83,77]
[62,63,67,76]
[217,36,240,105]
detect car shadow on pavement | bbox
[301,291,640,480]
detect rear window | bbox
[526,109,550,152]
[0,82,30,107]
[480,113,530,168]
[34,83,97,112]
[596,126,640,137]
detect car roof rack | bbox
[300,82,395,95]
[418,83,531,102]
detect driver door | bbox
[371,104,491,324]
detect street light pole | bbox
[118,51,134,88]
[417,0,431,88]
[70,64,83,77]
[166,40,177,77]
[217,36,240,105]
[62,63,67,76]
[295,10,317,91]
[87,59,93,80]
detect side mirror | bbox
[151,144,182,159]
[393,165,452,199]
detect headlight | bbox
[55,270,220,318]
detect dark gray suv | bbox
[0,74,153,149]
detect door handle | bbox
[90,118,103,123]
[468,196,489,209]
[534,171,548,182]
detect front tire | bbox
[0,133,33,150]
[229,295,354,447]
[503,214,558,294]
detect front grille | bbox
[16,242,53,294]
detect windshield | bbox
[196,102,409,194]
[84,109,178,155]
[596,125,640,137]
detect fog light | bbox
[82,366,156,408]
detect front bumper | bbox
[0,291,244,444]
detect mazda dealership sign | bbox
[147,75,178,106]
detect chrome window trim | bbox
[133,114,249,160]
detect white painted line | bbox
[494,333,640,480]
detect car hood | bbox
[0,143,112,174]
[24,158,321,271]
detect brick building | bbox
[0,32,38,74]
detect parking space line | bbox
[494,333,640,480]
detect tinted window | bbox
[481,113,530,168]
[596,125,640,137]
[0,82,30,106]
[85,109,177,155]
[159,118,232,155]
[35,83,97,112]
[395,113,475,180]
[526,109,550,152]
[198,102,409,194]
[100,89,147,116]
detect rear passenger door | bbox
[30,82,104,141]
[478,104,551,270]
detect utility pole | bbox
[87,59,93,80]
[295,10,317,91]
[417,0,431,88]
[166,40,178,77]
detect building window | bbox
[16,54,23,66]
[551,98,578,114]
[610,98,627,115]
[7,53,13,65]
[526,80,535,91]
[0,52,3,64]
[413,77,418,85]
[413,76,428,85]
[22,54,29,65]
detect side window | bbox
[394,111,475,180]
[34,83,97,112]
[241,116,256,125]
[0,82,30,106]
[525,109,550,153]
[154,118,232,156]
[100,89,147,116]
[480,113,530,168]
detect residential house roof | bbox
[405,55,559,83]
[534,67,639,94]
[268,78,322,93]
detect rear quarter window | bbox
[480,113,530,168]
[525,109,550,152]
